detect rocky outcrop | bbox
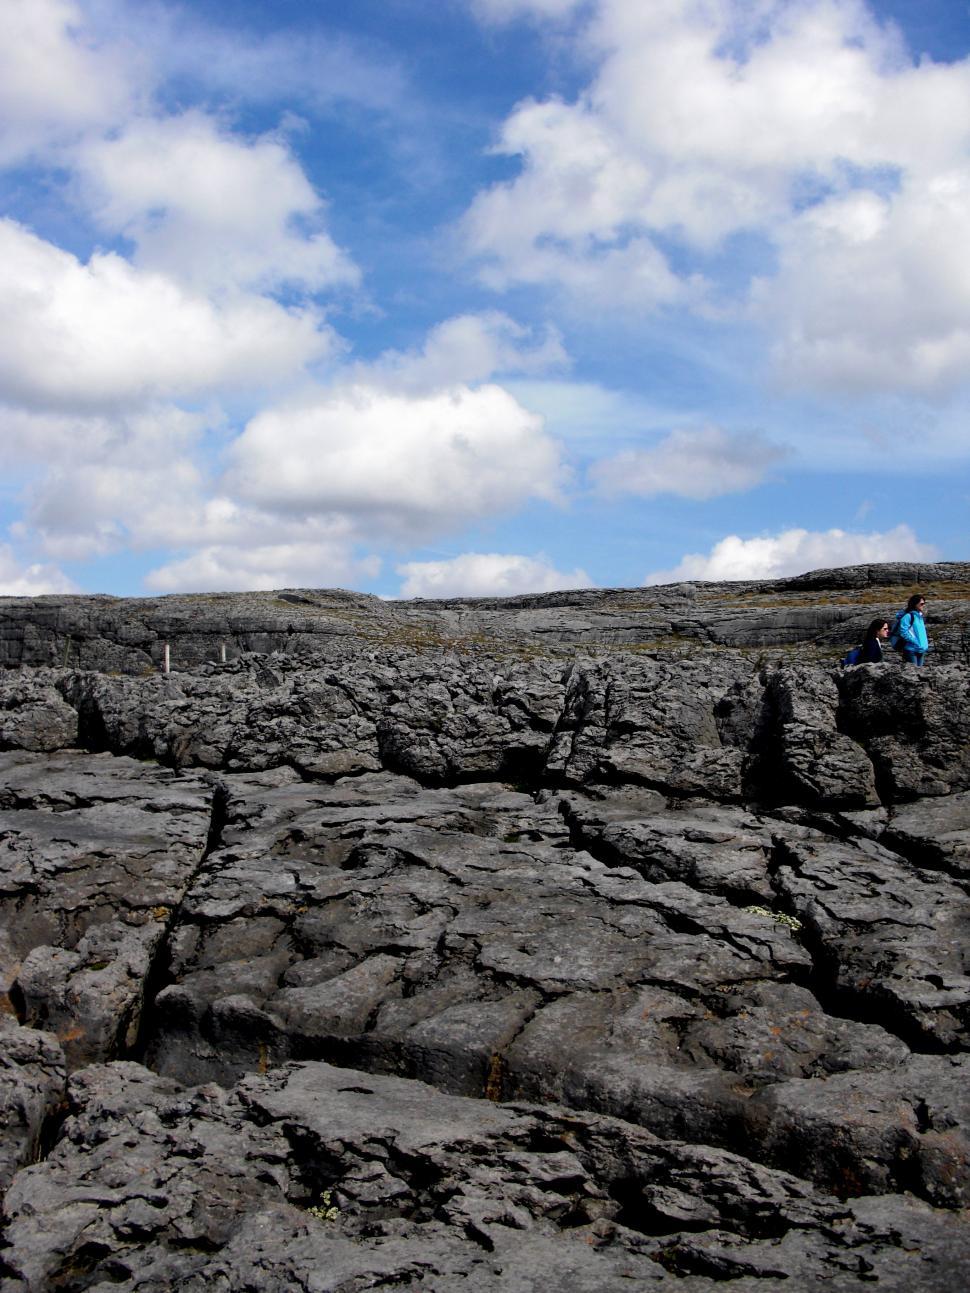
[2,560,970,672]
[2,564,970,1289]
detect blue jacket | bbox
[896,610,928,651]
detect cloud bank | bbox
[644,524,939,584]
[397,552,592,598]
[464,0,970,394]
[591,426,788,499]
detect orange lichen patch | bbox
[484,1052,506,1102]
[151,906,171,921]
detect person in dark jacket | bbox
[860,617,890,662]
[843,618,889,666]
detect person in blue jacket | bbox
[894,593,929,666]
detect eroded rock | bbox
[2,569,970,1285]
[4,1059,969,1292]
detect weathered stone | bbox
[773,833,970,1050]
[1,565,970,1285]
[0,751,215,1068]
[0,672,77,753]
[3,1059,969,1292]
[0,1015,65,1199]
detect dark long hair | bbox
[863,618,888,646]
[906,593,924,612]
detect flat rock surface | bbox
[2,564,970,1288]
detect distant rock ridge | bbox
[2,559,969,673]
[1,562,969,1290]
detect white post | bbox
[163,643,170,674]
[220,641,226,664]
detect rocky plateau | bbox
[1,561,969,1291]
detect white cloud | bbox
[145,540,379,594]
[644,524,939,584]
[397,552,592,598]
[759,175,970,393]
[463,97,691,308]
[590,425,788,499]
[76,112,358,294]
[26,457,207,561]
[461,0,970,394]
[0,221,334,412]
[0,543,77,595]
[227,383,567,538]
[368,312,568,391]
[0,0,137,164]
[0,405,115,468]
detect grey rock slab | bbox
[882,789,970,879]
[764,668,879,808]
[131,774,970,1205]
[60,667,385,777]
[546,658,750,800]
[47,651,569,784]
[0,1014,66,1199]
[840,664,970,800]
[3,1058,969,1292]
[773,834,970,1049]
[500,976,960,1200]
[0,751,215,1068]
[747,1051,970,1207]
[560,792,777,901]
[144,779,816,1087]
[375,657,566,784]
[0,671,77,753]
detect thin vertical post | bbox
[220,641,226,664]
[163,643,170,674]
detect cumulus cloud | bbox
[0,544,77,596]
[0,0,137,164]
[397,552,592,598]
[461,0,970,392]
[591,426,788,499]
[644,524,939,584]
[0,221,333,412]
[26,457,210,561]
[145,539,379,594]
[760,176,970,393]
[227,384,567,538]
[464,97,690,307]
[369,313,567,392]
[76,112,358,294]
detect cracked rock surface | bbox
[2,565,970,1290]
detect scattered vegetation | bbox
[742,905,803,932]
[305,1190,340,1222]
[700,579,970,608]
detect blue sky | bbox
[1,0,969,598]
